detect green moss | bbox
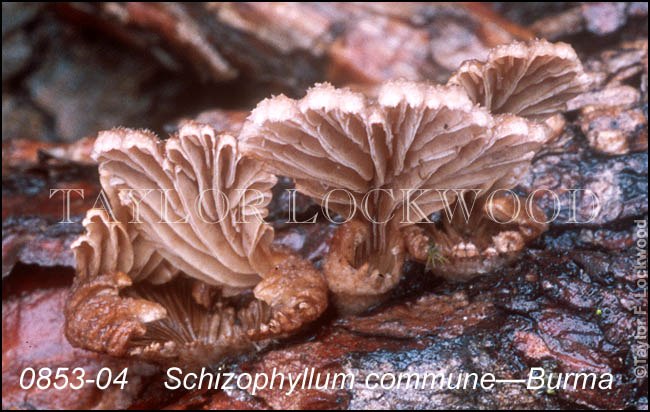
[425,241,448,271]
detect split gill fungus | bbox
[240,39,588,309]
[65,39,589,366]
[448,38,590,121]
[65,122,328,367]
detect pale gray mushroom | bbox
[65,123,327,365]
[240,80,547,312]
[92,123,276,289]
[72,208,178,285]
[448,39,590,120]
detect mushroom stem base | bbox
[323,220,405,314]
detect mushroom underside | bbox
[403,192,548,281]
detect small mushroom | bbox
[448,39,589,121]
[72,208,178,284]
[240,80,547,312]
[66,208,172,356]
[404,191,548,281]
[65,123,327,366]
[407,39,592,279]
[93,123,275,289]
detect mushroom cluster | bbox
[65,123,327,366]
[240,39,588,312]
[65,39,588,364]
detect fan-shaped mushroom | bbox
[65,123,327,366]
[448,39,589,121]
[240,80,548,312]
[416,39,591,278]
[66,208,172,356]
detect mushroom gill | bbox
[403,191,548,281]
[448,39,590,121]
[240,80,548,312]
[66,208,172,356]
[412,39,591,279]
[65,123,327,366]
[401,115,551,281]
[93,123,275,289]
